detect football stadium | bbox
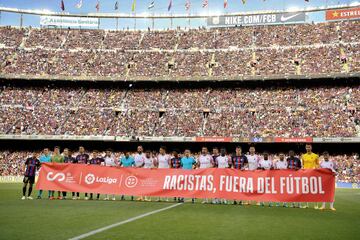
[0,0,359,239]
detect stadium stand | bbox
[0,21,359,79]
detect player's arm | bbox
[243,158,249,170]
[300,154,304,169]
[23,159,28,172]
[315,154,320,168]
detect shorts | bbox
[23,176,35,184]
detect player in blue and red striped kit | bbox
[22,153,40,200]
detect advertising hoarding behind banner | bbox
[40,16,99,27]
[207,12,306,27]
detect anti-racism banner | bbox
[36,163,335,202]
[40,16,99,27]
[207,12,306,27]
[326,7,360,21]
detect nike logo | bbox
[280,13,301,22]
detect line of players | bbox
[21,144,336,210]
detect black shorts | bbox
[23,176,35,184]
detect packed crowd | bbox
[0,21,359,78]
[1,147,358,184]
[0,84,359,137]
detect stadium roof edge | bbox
[0,4,359,19]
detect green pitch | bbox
[0,184,359,240]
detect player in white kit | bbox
[274,153,287,207]
[257,152,274,207]
[197,147,214,204]
[215,148,231,204]
[319,151,336,211]
[155,146,171,201]
[245,145,259,205]
[143,150,155,201]
[246,146,260,170]
[103,149,117,201]
[134,146,145,201]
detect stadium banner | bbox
[274,137,313,143]
[326,7,360,20]
[36,163,335,202]
[0,176,23,183]
[40,16,99,27]
[195,137,233,142]
[207,12,306,27]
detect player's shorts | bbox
[23,176,35,184]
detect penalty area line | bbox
[68,203,183,240]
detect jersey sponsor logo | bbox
[46,172,65,182]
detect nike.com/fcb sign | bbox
[207,12,306,27]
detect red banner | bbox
[274,137,313,143]
[326,7,360,20]
[36,163,335,202]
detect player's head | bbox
[54,146,60,154]
[201,147,208,155]
[184,149,191,157]
[32,152,38,158]
[212,147,219,155]
[124,151,130,157]
[160,146,166,155]
[173,149,179,157]
[105,148,112,156]
[289,150,295,157]
[79,146,85,153]
[305,144,312,153]
[279,152,285,161]
[145,150,151,158]
[323,151,330,161]
[220,148,226,156]
[263,152,269,160]
[92,150,99,158]
[63,148,69,156]
[137,145,143,154]
[43,148,49,155]
[249,145,255,154]
[235,146,242,155]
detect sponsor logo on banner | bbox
[326,7,360,20]
[207,12,306,27]
[85,173,96,184]
[195,137,233,142]
[84,173,117,185]
[125,176,138,188]
[47,172,76,183]
[47,172,66,182]
[274,137,313,143]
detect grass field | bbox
[0,184,359,240]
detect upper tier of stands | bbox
[0,20,359,80]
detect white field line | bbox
[68,203,183,240]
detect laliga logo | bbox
[46,172,65,182]
[84,173,117,185]
[85,174,96,185]
[125,176,138,188]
